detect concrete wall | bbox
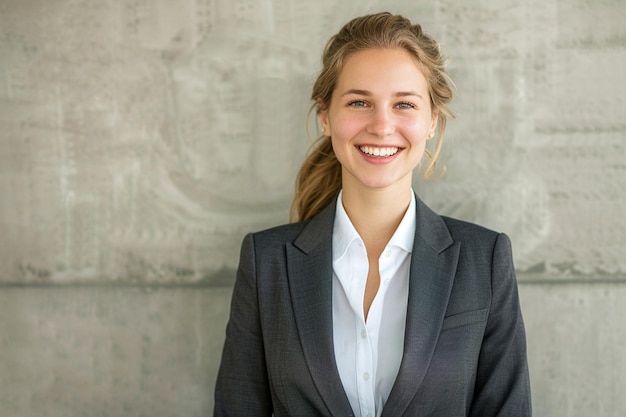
[1,0,624,415]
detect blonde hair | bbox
[290,12,455,222]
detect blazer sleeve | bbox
[214,233,273,416]
[469,233,532,416]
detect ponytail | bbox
[289,136,341,222]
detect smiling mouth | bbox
[359,146,400,157]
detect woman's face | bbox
[319,47,437,193]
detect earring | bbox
[429,132,435,138]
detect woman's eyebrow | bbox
[395,91,423,99]
[340,89,371,97]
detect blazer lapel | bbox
[286,201,354,416]
[381,196,461,417]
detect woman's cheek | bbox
[330,114,366,141]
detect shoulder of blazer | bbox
[249,199,337,254]
[440,215,502,247]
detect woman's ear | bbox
[317,99,329,136]
[428,107,439,139]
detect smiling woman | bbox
[214,11,531,417]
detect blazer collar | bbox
[287,199,354,416]
[381,195,460,417]
[287,194,460,417]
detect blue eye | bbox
[396,102,416,109]
[348,100,367,107]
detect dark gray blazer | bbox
[214,196,531,416]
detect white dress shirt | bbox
[332,191,416,417]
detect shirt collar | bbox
[332,191,362,261]
[388,191,416,253]
[332,190,416,261]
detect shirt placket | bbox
[356,320,375,417]
[350,240,376,417]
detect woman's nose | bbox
[367,108,395,138]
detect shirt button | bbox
[361,329,367,338]
[363,372,370,381]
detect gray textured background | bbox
[1,0,625,415]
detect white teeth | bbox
[359,146,399,157]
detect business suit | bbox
[214,195,531,416]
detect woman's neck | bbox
[341,182,413,256]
